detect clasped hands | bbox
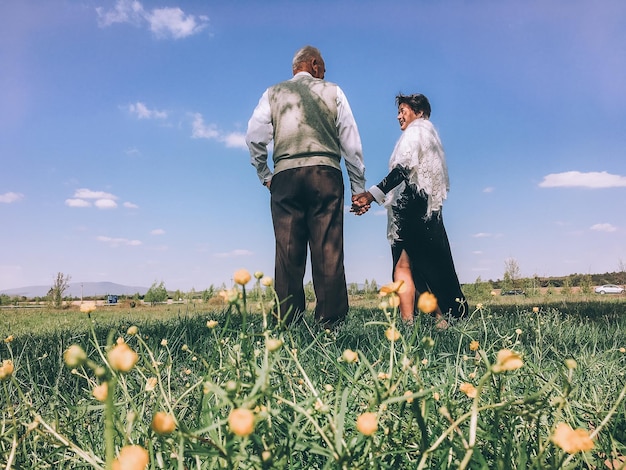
[350,191,375,216]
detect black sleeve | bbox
[376,165,410,195]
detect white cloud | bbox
[191,113,248,150]
[96,0,144,27]
[214,249,253,258]
[96,235,143,247]
[96,0,208,39]
[123,201,139,209]
[473,232,492,238]
[590,223,617,232]
[483,187,494,193]
[65,198,91,208]
[222,132,247,149]
[95,199,118,209]
[150,228,165,235]
[74,188,118,200]
[191,113,219,139]
[539,171,626,188]
[125,147,141,157]
[128,102,167,120]
[146,7,208,39]
[66,188,122,209]
[0,192,24,203]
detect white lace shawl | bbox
[384,118,450,243]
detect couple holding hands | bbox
[247,45,465,327]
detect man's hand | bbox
[350,191,374,216]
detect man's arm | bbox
[336,87,366,194]
[246,89,274,186]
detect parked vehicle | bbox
[501,289,526,296]
[594,284,625,295]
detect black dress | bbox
[376,165,466,317]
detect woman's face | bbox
[397,103,422,131]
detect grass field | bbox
[1,283,625,469]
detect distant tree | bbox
[173,289,183,302]
[48,272,71,308]
[0,294,10,306]
[347,282,359,296]
[580,275,593,295]
[466,276,494,300]
[617,259,626,287]
[502,258,521,291]
[144,281,168,305]
[202,286,216,302]
[561,277,573,297]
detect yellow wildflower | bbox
[127,325,138,336]
[112,445,149,470]
[533,306,540,313]
[63,345,87,368]
[342,349,358,363]
[0,359,15,381]
[219,288,240,304]
[379,280,404,295]
[417,292,438,314]
[4,335,14,343]
[151,411,176,435]
[80,302,96,314]
[233,269,251,286]
[404,390,414,404]
[551,422,594,453]
[459,382,477,398]
[385,327,401,342]
[492,349,523,373]
[228,408,255,437]
[469,340,480,351]
[266,338,283,352]
[145,377,158,391]
[207,320,218,329]
[254,271,263,280]
[356,412,378,436]
[92,383,108,402]
[107,343,139,372]
[261,276,273,287]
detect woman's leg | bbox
[394,249,416,322]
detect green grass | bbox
[1,289,625,469]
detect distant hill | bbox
[0,282,148,299]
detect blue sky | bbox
[2,0,625,293]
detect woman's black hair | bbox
[396,93,431,118]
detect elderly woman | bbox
[352,93,466,323]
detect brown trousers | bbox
[270,166,348,324]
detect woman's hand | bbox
[351,192,374,216]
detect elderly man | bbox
[246,45,366,326]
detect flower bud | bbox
[63,345,87,368]
[151,411,176,435]
[107,343,139,372]
[228,408,255,437]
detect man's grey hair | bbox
[292,45,322,72]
